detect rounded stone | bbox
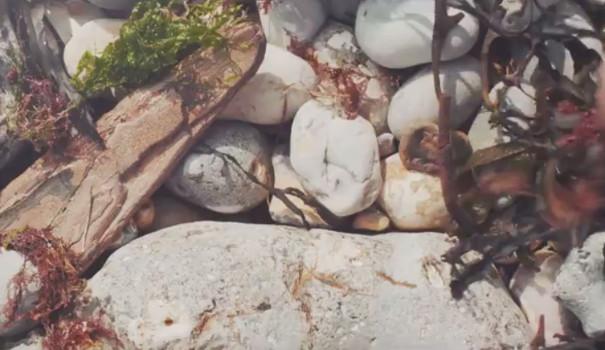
[166,121,272,214]
[220,44,317,125]
[290,100,382,217]
[63,19,124,76]
[355,0,480,69]
[45,0,104,43]
[312,21,394,134]
[258,0,327,48]
[377,154,449,230]
[269,145,330,228]
[387,56,481,141]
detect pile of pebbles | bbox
[2,0,605,349]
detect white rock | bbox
[542,1,603,58]
[378,154,448,230]
[468,82,536,151]
[0,249,39,337]
[166,121,272,214]
[388,56,482,141]
[269,145,330,228]
[495,0,561,33]
[87,0,138,11]
[355,0,480,69]
[554,232,605,337]
[258,0,327,48]
[321,0,361,24]
[377,132,397,158]
[290,100,382,217]
[312,21,394,134]
[80,221,531,350]
[63,19,125,76]
[45,0,104,43]
[510,250,571,347]
[352,205,390,232]
[220,44,317,125]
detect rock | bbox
[87,0,138,11]
[355,0,480,69]
[494,0,561,33]
[5,336,43,350]
[554,232,605,337]
[166,121,272,214]
[258,0,327,48]
[269,145,330,228]
[542,1,603,58]
[388,56,481,141]
[377,132,397,158]
[80,221,531,349]
[352,205,390,232]
[45,0,104,43]
[312,21,394,134]
[321,0,361,24]
[510,250,573,347]
[377,154,448,230]
[147,194,209,233]
[468,82,536,150]
[220,44,317,125]
[290,100,382,217]
[0,249,39,337]
[63,19,125,76]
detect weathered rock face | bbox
[79,222,531,350]
[166,121,273,214]
[554,232,605,337]
[355,0,480,69]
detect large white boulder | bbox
[78,222,532,350]
[355,0,480,69]
[220,44,317,125]
[290,100,382,217]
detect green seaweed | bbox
[71,0,242,97]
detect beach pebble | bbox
[258,0,327,48]
[166,121,272,214]
[63,19,125,76]
[388,56,482,141]
[355,0,480,69]
[377,154,449,230]
[290,100,382,217]
[221,44,317,125]
[45,0,104,43]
